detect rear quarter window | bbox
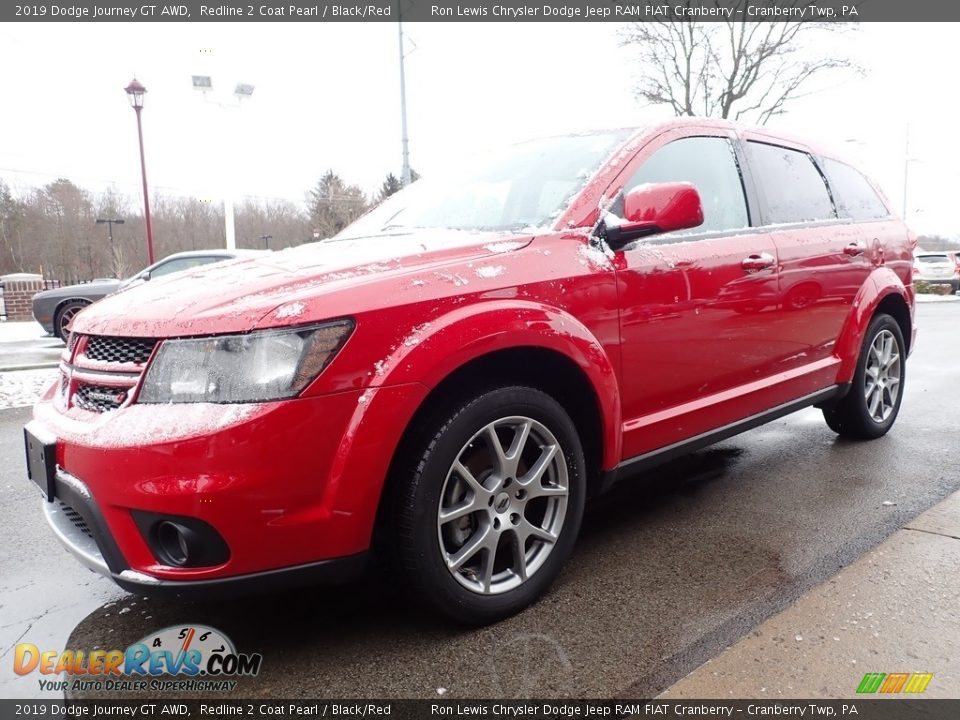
[822,158,889,221]
[746,141,836,225]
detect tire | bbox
[54,300,89,342]
[823,313,905,440]
[394,385,586,625]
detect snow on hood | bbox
[72,229,533,338]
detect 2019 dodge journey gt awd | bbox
[25,119,915,624]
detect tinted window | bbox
[822,158,888,221]
[746,142,835,224]
[151,256,221,278]
[613,136,748,235]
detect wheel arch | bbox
[371,338,620,558]
[835,268,912,383]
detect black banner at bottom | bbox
[2,699,959,720]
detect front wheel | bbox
[823,313,905,439]
[395,386,586,625]
[55,300,89,342]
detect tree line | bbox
[0,170,410,284]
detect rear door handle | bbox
[741,252,776,272]
[844,241,866,256]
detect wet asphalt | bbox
[0,302,957,700]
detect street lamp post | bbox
[124,78,155,264]
[191,76,255,250]
[95,218,125,271]
[397,2,412,186]
[259,234,272,249]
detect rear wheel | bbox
[395,386,585,625]
[823,313,905,439]
[54,300,89,342]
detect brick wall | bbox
[1,275,43,321]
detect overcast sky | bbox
[0,22,957,236]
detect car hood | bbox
[34,278,122,301]
[72,230,534,337]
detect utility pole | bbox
[260,234,272,249]
[397,2,412,186]
[95,218,125,273]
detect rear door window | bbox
[746,142,836,224]
[821,158,889,221]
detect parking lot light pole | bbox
[124,78,155,264]
[260,234,273,249]
[95,218,125,269]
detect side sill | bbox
[599,384,848,493]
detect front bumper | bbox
[42,467,367,596]
[30,380,428,593]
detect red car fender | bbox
[834,267,913,384]
[367,299,623,471]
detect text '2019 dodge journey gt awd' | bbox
[25,119,915,624]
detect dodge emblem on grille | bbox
[86,389,127,405]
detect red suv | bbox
[25,119,914,624]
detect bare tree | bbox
[620,2,860,124]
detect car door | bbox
[609,131,791,459]
[744,140,874,374]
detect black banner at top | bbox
[4,0,960,23]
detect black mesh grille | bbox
[58,500,93,538]
[75,383,128,413]
[84,336,157,364]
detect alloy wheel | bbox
[864,329,901,423]
[436,416,568,595]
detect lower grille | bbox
[75,383,128,413]
[57,500,93,539]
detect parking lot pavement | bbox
[661,491,960,698]
[0,321,62,371]
[0,406,123,700]
[0,303,957,700]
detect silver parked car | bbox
[913,252,959,294]
[32,249,263,341]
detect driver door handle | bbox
[741,252,776,272]
[844,241,866,256]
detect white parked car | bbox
[913,253,959,294]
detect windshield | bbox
[335,131,631,240]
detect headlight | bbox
[138,320,354,404]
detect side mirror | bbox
[605,182,704,250]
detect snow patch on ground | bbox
[0,321,48,344]
[475,265,505,279]
[0,368,57,410]
[915,293,959,303]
